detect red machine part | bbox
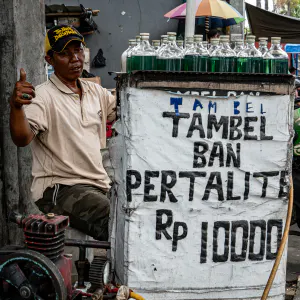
[21,214,69,261]
[55,254,75,298]
[106,121,114,138]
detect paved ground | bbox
[286,224,300,299]
[287,224,300,282]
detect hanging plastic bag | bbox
[92,49,106,68]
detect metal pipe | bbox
[185,0,196,41]
[65,239,111,249]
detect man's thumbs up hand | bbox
[19,68,27,83]
[10,68,36,109]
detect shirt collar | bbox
[49,73,90,95]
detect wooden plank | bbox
[136,81,293,95]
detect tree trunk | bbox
[265,0,269,11]
[0,0,45,247]
[256,0,262,8]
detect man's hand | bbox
[10,68,36,109]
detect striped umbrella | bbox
[165,0,244,35]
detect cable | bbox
[261,179,294,300]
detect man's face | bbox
[46,41,85,81]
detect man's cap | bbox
[45,25,86,54]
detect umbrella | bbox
[165,0,244,35]
[196,16,245,28]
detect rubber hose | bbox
[130,291,145,300]
[261,179,294,300]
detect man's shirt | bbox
[24,74,116,201]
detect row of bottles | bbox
[121,32,289,74]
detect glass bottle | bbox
[177,40,184,51]
[152,40,161,70]
[258,39,269,56]
[268,37,289,74]
[194,35,203,43]
[157,35,183,71]
[161,35,168,44]
[236,40,249,73]
[194,36,209,72]
[136,35,141,45]
[152,40,161,51]
[246,36,263,73]
[234,39,245,54]
[122,39,137,73]
[219,35,236,72]
[208,38,221,72]
[131,33,156,71]
[159,36,169,53]
[183,37,199,71]
[262,45,273,74]
[258,37,269,54]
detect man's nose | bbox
[70,52,79,61]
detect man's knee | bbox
[95,196,110,216]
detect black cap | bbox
[45,25,85,54]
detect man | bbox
[207,29,220,43]
[289,66,296,75]
[10,25,116,241]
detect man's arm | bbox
[10,69,36,147]
[106,89,116,122]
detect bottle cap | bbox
[152,40,160,43]
[177,40,184,44]
[186,37,194,43]
[271,37,281,44]
[161,35,168,38]
[247,37,255,42]
[129,39,136,42]
[271,37,281,40]
[167,32,177,36]
[140,33,150,36]
[211,38,219,45]
[259,37,268,41]
[247,35,256,40]
[194,34,203,39]
[136,35,141,39]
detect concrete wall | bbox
[0,0,45,246]
[46,0,182,88]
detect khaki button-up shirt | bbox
[24,74,116,201]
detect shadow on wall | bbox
[45,0,182,88]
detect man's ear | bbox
[45,55,54,66]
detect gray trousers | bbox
[36,184,110,241]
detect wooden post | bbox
[0,0,46,247]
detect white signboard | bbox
[112,87,292,300]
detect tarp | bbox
[112,79,293,299]
[246,3,300,44]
